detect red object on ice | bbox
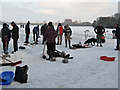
[102,36,105,39]
[100,56,115,61]
[83,45,89,47]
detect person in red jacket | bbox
[56,23,63,45]
[44,22,58,61]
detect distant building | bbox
[114,13,120,19]
[64,19,73,25]
[81,22,91,26]
[62,18,92,26]
[118,1,120,13]
[92,17,118,28]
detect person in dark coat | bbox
[115,24,120,50]
[24,21,30,43]
[11,21,19,53]
[64,25,72,48]
[94,24,105,47]
[41,23,47,44]
[1,23,11,54]
[44,22,58,61]
[33,25,39,42]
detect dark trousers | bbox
[97,34,103,45]
[57,34,63,45]
[116,38,120,49]
[25,34,29,43]
[42,34,46,44]
[65,35,71,47]
[2,41,9,54]
[47,43,56,58]
[33,32,38,41]
[13,39,18,52]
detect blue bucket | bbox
[0,71,14,85]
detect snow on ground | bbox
[0,26,118,88]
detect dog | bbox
[84,38,97,46]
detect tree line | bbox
[92,13,120,28]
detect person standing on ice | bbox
[114,24,120,50]
[1,23,11,54]
[11,21,19,53]
[94,24,105,47]
[56,23,63,45]
[33,25,39,42]
[41,23,48,44]
[64,25,72,48]
[24,21,30,43]
[44,22,58,61]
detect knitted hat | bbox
[48,22,52,26]
[11,21,15,25]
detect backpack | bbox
[14,65,28,83]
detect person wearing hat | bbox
[1,23,11,54]
[24,21,30,43]
[11,21,19,53]
[44,22,58,61]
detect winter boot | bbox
[62,58,68,63]
[50,57,56,61]
[97,44,99,47]
[61,51,66,58]
[100,44,103,47]
[46,57,50,60]
[65,54,70,58]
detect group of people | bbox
[56,23,72,48]
[0,21,73,61]
[1,21,19,54]
[94,23,120,50]
[1,21,32,54]
[40,22,73,61]
[1,20,120,61]
[41,22,72,47]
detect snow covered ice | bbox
[0,26,118,88]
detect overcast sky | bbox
[0,0,119,23]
